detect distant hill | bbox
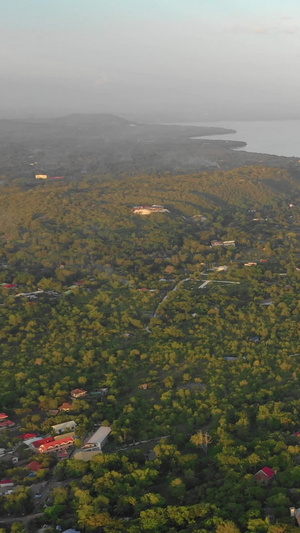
[0,113,299,181]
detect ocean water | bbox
[189,120,300,158]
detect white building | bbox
[132,205,169,215]
[81,426,111,452]
[51,420,76,435]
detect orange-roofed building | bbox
[59,402,73,411]
[0,414,8,420]
[71,388,87,399]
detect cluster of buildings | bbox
[0,412,15,431]
[132,205,169,215]
[0,386,112,500]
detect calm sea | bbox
[189,120,300,158]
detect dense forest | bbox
[0,164,300,532]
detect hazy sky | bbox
[2,0,300,119]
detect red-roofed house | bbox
[71,388,87,399]
[2,284,18,289]
[254,466,276,484]
[38,435,74,454]
[26,461,44,472]
[0,413,8,420]
[0,479,14,488]
[0,420,15,429]
[17,433,37,440]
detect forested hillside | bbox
[1,166,300,532]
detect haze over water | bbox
[191,120,300,158]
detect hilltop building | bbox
[132,205,169,215]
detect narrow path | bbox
[146,277,240,331]
[199,280,211,289]
[113,434,171,452]
[146,278,191,332]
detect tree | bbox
[11,524,26,533]
[190,431,212,453]
[216,522,241,533]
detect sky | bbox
[1,0,300,119]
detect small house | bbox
[59,402,73,411]
[35,174,48,180]
[0,453,19,464]
[17,433,38,440]
[211,240,224,247]
[48,409,60,416]
[26,461,44,472]
[90,388,109,399]
[0,479,14,488]
[216,265,228,272]
[254,466,276,484]
[71,388,87,399]
[51,420,76,435]
[0,420,15,430]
